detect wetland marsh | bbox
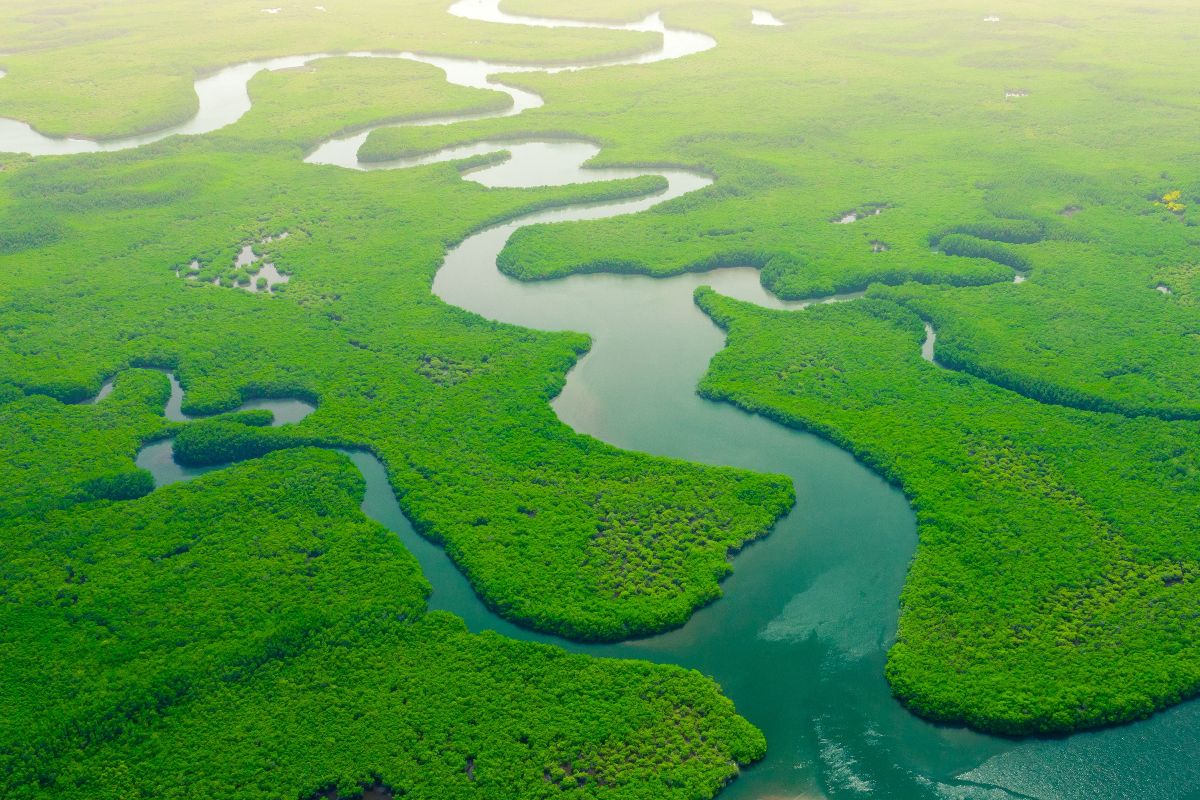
[2,1,1200,798]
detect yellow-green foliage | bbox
[0,370,170,517]
[235,57,512,150]
[1158,189,1187,213]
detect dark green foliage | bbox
[172,419,311,466]
[695,288,1200,735]
[222,408,276,427]
[73,469,156,502]
[171,419,270,465]
[756,252,810,295]
[934,234,1032,272]
[0,212,63,255]
[62,612,766,800]
[0,450,763,799]
[416,353,488,386]
[0,370,170,519]
[930,219,1045,246]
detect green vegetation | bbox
[0,54,791,642]
[233,56,512,150]
[363,0,1200,419]
[930,219,1045,246]
[1,449,764,798]
[0,213,62,255]
[6,0,1200,791]
[0,370,169,518]
[358,0,1200,735]
[172,416,310,465]
[0,22,792,795]
[933,234,1032,272]
[694,288,1200,733]
[1155,263,1200,304]
[0,1,656,140]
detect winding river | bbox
[15,1,1200,798]
[0,0,711,157]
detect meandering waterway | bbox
[358,135,1200,799]
[299,5,1200,798]
[15,1,1200,797]
[0,0,711,158]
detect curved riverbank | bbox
[306,2,712,169]
[126,348,1200,800]
[0,0,711,158]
